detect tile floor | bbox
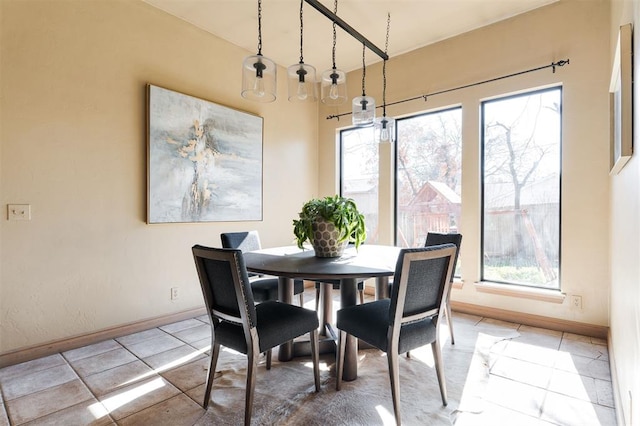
[0,289,617,425]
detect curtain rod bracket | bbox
[552,59,569,73]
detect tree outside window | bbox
[482,87,561,289]
[340,127,379,243]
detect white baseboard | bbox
[0,307,207,369]
[450,301,608,339]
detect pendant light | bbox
[374,13,395,142]
[241,0,277,102]
[352,44,375,126]
[320,0,347,105]
[288,0,317,102]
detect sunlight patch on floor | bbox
[89,377,165,418]
[375,404,397,425]
[121,346,210,386]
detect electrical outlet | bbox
[171,287,179,300]
[7,204,31,221]
[571,295,582,310]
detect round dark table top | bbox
[243,244,400,280]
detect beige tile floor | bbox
[0,289,617,425]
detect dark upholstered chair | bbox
[425,232,462,344]
[221,231,305,306]
[336,244,457,425]
[192,245,320,426]
[387,232,462,345]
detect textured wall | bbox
[0,0,318,353]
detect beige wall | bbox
[0,0,318,353]
[321,0,611,325]
[609,1,640,424]
[2,0,638,422]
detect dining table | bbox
[243,244,400,381]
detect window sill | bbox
[474,281,565,303]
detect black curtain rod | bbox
[304,0,389,60]
[327,59,570,121]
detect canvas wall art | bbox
[609,23,633,175]
[147,84,263,223]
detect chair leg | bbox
[244,347,259,426]
[359,288,364,304]
[446,302,455,345]
[431,341,448,406]
[299,292,304,307]
[335,330,347,391]
[315,285,321,311]
[266,349,272,370]
[387,349,402,426]
[203,342,220,409]
[310,329,321,392]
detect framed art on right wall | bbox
[609,23,633,175]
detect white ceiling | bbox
[142,0,558,73]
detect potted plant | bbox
[293,195,367,258]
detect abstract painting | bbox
[609,23,633,175]
[147,84,263,223]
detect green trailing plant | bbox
[293,195,367,250]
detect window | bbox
[481,87,561,289]
[339,108,462,250]
[340,127,379,243]
[396,107,462,275]
[396,108,462,244]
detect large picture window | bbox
[340,127,379,243]
[396,108,462,246]
[481,87,561,289]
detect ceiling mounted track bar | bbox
[304,0,389,61]
[326,59,570,120]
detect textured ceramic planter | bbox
[311,218,348,258]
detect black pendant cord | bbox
[298,0,304,64]
[256,0,263,55]
[361,44,366,96]
[327,59,570,121]
[331,0,337,70]
[381,13,390,118]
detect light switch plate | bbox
[7,204,31,221]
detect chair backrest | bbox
[220,231,262,252]
[388,244,457,328]
[192,245,257,330]
[425,232,462,281]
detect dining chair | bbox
[335,244,457,426]
[221,231,305,306]
[387,232,462,345]
[424,232,462,344]
[192,245,321,425]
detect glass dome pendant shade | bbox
[374,14,394,142]
[321,1,347,105]
[321,67,347,105]
[241,0,276,103]
[375,115,395,143]
[287,62,317,102]
[242,54,277,102]
[352,43,375,126]
[288,0,317,103]
[352,95,376,127]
